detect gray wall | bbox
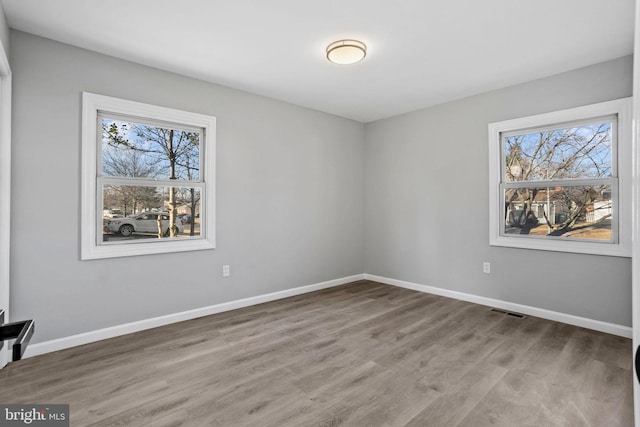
[364,56,633,327]
[0,5,8,59]
[9,28,634,346]
[10,31,365,343]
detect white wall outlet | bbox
[222,265,230,277]
[483,262,491,274]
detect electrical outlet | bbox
[483,262,491,274]
[222,265,230,277]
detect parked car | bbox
[102,209,123,219]
[105,212,185,237]
[177,213,192,224]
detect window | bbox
[488,98,631,257]
[81,92,215,259]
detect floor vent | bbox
[490,308,525,319]
[506,312,525,318]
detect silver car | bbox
[105,212,185,237]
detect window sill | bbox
[82,237,215,260]
[490,234,631,257]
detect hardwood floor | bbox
[0,280,633,426]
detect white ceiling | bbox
[0,0,634,123]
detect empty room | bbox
[0,0,639,426]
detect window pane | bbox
[101,118,200,181]
[102,185,201,242]
[504,121,612,182]
[503,184,612,241]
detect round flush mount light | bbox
[326,39,367,65]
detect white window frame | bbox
[488,98,632,257]
[81,92,216,260]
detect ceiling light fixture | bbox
[326,39,367,65]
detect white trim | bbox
[23,274,365,358]
[364,274,632,338]
[0,42,10,369]
[22,272,630,358]
[81,92,216,260]
[631,0,640,423]
[488,97,633,257]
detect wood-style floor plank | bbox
[0,280,632,426]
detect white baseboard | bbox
[22,271,630,359]
[364,274,632,338]
[23,274,365,358]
